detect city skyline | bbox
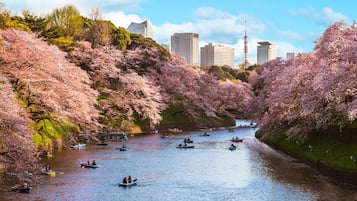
[2,0,355,65]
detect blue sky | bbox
[2,0,355,65]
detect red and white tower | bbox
[244,20,248,69]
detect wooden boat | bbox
[176,145,194,149]
[11,184,32,193]
[160,134,170,138]
[41,169,56,176]
[80,162,100,168]
[230,139,243,143]
[70,143,86,149]
[119,179,138,187]
[200,132,210,136]
[118,147,128,151]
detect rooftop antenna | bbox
[244,20,248,70]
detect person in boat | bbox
[122,177,127,184]
[128,175,132,183]
[235,137,239,140]
[92,160,96,165]
[87,160,90,165]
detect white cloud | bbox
[2,0,143,17]
[104,11,143,29]
[321,7,351,25]
[290,7,351,26]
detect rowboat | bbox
[230,139,243,143]
[119,179,138,187]
[118,147,127,151]
[200,132,210,136]
[70,143,86,149]
[176,145,194,149]
[41,169,56,176]
[80,162,100,168]
[11,184,32,193]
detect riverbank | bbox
[256,126,357,186]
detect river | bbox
[2,120,357,201]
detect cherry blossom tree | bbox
[249,22,357,138]
[0,29,99,131]
[0,75,39,185]
[68,42,164,130]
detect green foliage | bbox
[21,13,47,33]
[205,65,252,83]
[207,65,226,80]
[128,33,170,60]
[110,26,131,51]
[49,36,75,52]
[6,16,31,32]
[260,128,357,172]
[236,71,249,82]
[46,5,83,38]
[97,93,109,101]
[159,104,191,126]
[32,118,79,146]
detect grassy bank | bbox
[256,126,357,184]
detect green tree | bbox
[46,5,83,38]
[0,2,10,29]
[82,8,110,48]
[111,26,131,51]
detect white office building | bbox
[127,20,154,39]
[171,33,199,65]
[257,41,277,64]
[201,43,234,67]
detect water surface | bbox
[3,120,357,201]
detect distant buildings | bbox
[257,41,277,65]
[171,33,199,65]
[286,52,295,60]
[127,20,154,39]
[201,43,234,67]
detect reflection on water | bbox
[2,120,357,201]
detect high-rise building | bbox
[201,43,234,67]
[257,41,277,64]
[127,20,154,39]
[170,33,199,65]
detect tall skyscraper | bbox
[201,43,234,67]
[127,20,154,39]
[170,33,199,65]
[257,41,277,65]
